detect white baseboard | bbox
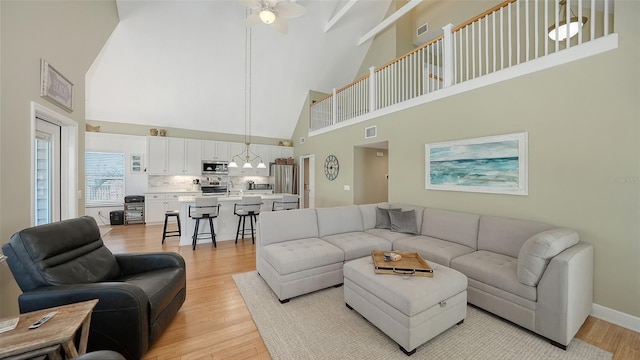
[591,303,640,333]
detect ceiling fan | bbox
[241,0,306,34]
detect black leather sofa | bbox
[2,216,186,360]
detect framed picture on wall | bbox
[425,132,528,195]
[131,154,144,173]
[40,59,74,112]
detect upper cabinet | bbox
[202,140,231,161]
[149,137,202,175]
[269,145,294,164]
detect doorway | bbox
[35,118,61,225]
[298,155,315,208]
[31,102,78,225]
[354,141,389,205]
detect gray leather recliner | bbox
[2,216,186,360]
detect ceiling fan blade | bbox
[245,13,261,27]
[276,2,305,19]
[270,17,288,34]
[240,0,262,10]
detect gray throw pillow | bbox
[375,207,401,229]
[389,209,418,234]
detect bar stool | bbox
[189,196,220,250]
[162,210,181,244]
[272,194,300,211]
[234,196,262,244]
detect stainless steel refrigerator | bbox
[271,164,297,194]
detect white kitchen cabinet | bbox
[268,145,295,164]
[202,140,231,161]
[145,192,200,224]
[147,137,168,174]
[147,136,202,175]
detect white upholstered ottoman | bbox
[343,256,468,356]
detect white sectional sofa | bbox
[256,203,594,349]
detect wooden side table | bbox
[0,299,98,360]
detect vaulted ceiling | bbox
[86,0,393,140]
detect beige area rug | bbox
[233,271,612,360]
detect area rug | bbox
[233,271,611,360]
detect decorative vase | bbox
[159,129,166,136]
[150,128,158,136]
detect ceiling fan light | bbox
[259,10,276,24]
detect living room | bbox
[1,0,639,359]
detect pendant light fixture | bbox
[548,0,588,41]
[229,12,266,170]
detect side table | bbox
[0,299,98,360]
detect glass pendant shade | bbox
[228,161,238,168]
[257,162,267,169]
[243,161,253,169]
[548,17,587,41]
[259,10,276,24]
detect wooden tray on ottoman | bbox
[371,250,433,277]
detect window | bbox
[85,152,125,206]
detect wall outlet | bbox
[344,185,351,191]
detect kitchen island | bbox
[177,194,290,246]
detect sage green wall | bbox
[293,2,640,317]
[86,120,284,146]
[0,0,119,317]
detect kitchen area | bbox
[85,132,297,246]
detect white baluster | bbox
[369,66,376,112]
[604,0,609,36]
[590,0,595,41]
[331,88,337,125]
[500,7,505,69]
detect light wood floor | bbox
[101,224,639,360]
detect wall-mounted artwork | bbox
[40,59,74,112]
[425,132,528,195]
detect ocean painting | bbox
[425,132,528,195]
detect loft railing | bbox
[310,0,615,131]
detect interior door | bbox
[35,118,61,225]
[299,155,315,208]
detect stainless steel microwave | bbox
[202,160,228,175]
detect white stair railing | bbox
[310,0,614,131]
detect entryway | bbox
[354,141,388,204]
[298,155,315,208]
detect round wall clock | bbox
[324,154,339,181]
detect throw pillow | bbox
[516,228,579,286]
[389,209,418,234]
[375,207,401,229]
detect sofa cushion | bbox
[375,207,401,229]
[478,216,556,258]
[421,208,480,250]
[517,228,580,286]
[322,232,392,261]
[119,267,185,321]
[393,235,475,267]
[389,210,418,234]
[258,208,319,246]
[364,228,416,243]
[317,206,364,237]
[451,250,536,302]
[262,238,344,275]
[359,203,388,230]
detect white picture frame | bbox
[131,154,144,173]
[40,59,74,112]
[425,132,528,195]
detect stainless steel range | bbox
[200,184,228,196]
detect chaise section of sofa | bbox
[257,208,344,303]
